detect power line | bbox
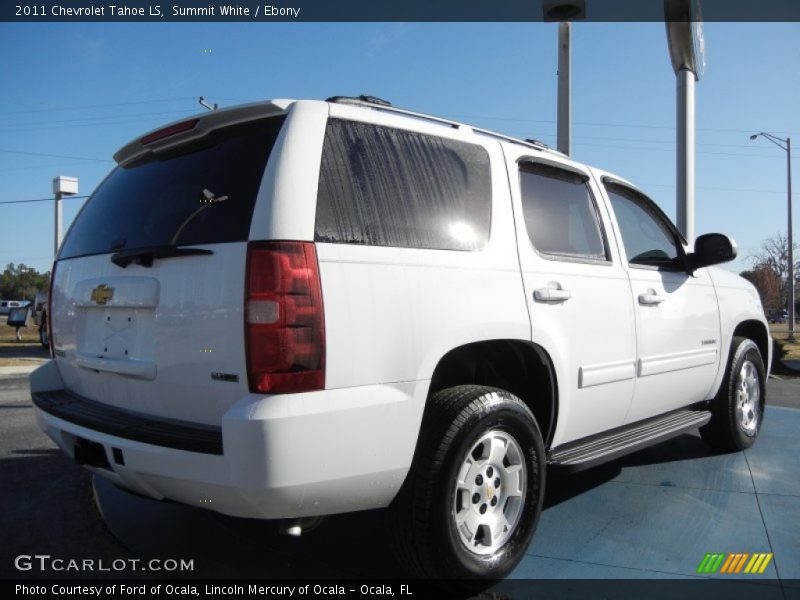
[0,161,90,173]
[0,109,195,131]
[449,113,799,137]
[0,195,89,205]
[0,149,111,163]
[0,97,194,117]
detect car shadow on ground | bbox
[544,433,721,509]
[91,432,726,580]
[0,344,48,360]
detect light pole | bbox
[750,132,794,342]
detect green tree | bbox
[0,263,51,301]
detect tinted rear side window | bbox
[519,163,607,261]
[315,119,491,251]
[59,117,286,259]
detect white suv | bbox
[31,96,771,582]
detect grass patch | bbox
[769,323,800,376]
[0,320,40,345]
[769,323,800,360]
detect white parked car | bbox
[1,299,27,316]
[31,96,771,583]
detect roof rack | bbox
[326,94,555,154]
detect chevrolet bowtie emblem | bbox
[90,284,114,305]
[487,486,494,500]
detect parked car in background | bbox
[1,300,29,316]
[767,309,788,324]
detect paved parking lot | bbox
[1,372,799,596]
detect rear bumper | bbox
[32,389,223,454]
[31,361,425,520]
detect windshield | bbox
[59,116,285,260]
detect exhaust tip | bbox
[278,516,325,537]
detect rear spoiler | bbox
[113,99,294,166]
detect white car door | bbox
[599,178,721,423]
[506,153,637,446]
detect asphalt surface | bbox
[1,373,799,587]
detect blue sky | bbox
[0,21,798,276]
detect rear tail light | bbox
[139,118,199,145]
[47,261,56,358]
[245,242,325,394]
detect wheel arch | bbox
[731,319,770,371]
[427,339,559,448]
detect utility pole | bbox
[53,176,78,259]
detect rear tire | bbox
[389,385,545,585]
[700,337,765,452]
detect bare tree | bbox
[749,233,800,309]
[740,266,781,311]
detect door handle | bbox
[534,288,572,302]
[638,291,664,305]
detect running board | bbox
[548,408,712,472]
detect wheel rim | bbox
[452,429,527,556]
[736,359,760,436]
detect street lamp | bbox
[750,132,794,342]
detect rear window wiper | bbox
[110,245,213,268]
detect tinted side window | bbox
[315,119,491,251]
[605,183,680,267]
[519,163,607,261]
[60,117,286,259]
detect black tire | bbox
[700,337,766,452]
[389,385,545,585]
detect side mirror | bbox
[689,233,737,271]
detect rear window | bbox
[315,119,491,251]
[59,117,286,260]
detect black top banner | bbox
[3,0,800,22]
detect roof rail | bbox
[326,94,393,107]
[326,94,556,154]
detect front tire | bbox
[389,385,545,584]
[700,337,766,451]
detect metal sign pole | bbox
[676,68,695,243]
[665,0,705,246]
[557,22,572,156]
[54,191,62,259]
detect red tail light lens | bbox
[245,242,325,394]
[139,118,199,145]
[47,261,56,358]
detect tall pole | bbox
[788,137,795,342]
[676,68,696,243]
[54,191,63,259]
[557,21,571,156]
